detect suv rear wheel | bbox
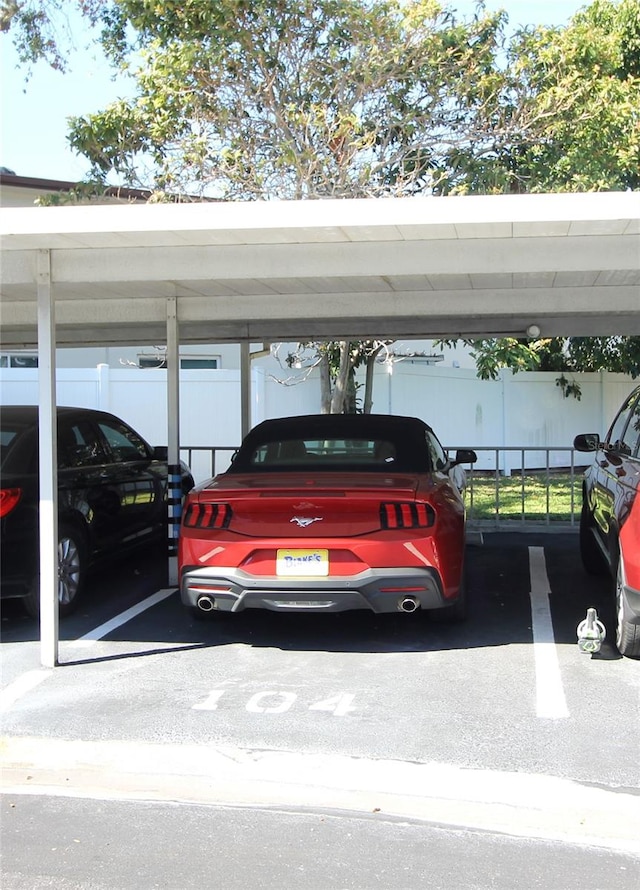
[615,556,640,659]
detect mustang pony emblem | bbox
[290,516,323,528]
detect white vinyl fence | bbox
[1,363,635,487]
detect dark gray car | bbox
[574,385,640,658]
[0,405,193,617]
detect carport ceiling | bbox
[1,191,638,347]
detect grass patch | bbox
[466,471,583,523]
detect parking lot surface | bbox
[2,532,639,886]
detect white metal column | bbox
[240,341,251,439]
[37,249,59,667]
[166,296,180,586]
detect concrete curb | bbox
[2,736,639,854]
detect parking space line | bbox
[528,546,569,720]
[68,588,178,648]
[0,669,52,713]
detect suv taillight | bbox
[183,502,232,529]
[380,501,435,529]
[0,488,22,518]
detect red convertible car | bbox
[179,414,477,621]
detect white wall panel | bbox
[2,365,636,482]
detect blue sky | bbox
[1,1,588,183]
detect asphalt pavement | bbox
[2,532,639,889]
[3,793,639,890]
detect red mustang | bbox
[179,414,477,622]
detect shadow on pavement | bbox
[2,532,622,662]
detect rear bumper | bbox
[180,564,452,614]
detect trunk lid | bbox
[192,471,424,537]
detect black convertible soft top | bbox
[227,414,437,474]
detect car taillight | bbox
[183,502,232,529]
[380,502,435,529]
[0,488,22,518]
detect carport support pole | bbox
[241,341,251,438]
[166,297,180,586]
[37,249,59,668]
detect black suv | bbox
[574,386,640,658]
[1,405,193,617]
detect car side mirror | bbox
[573,434,600,453]
[450,448,477,467]
[153,445,168,461]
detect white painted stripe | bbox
[0,669,52,713]
[528,546,569,720]
[68,588,177,647]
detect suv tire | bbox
[615,555,640,659]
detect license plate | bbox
[276,549,329,577]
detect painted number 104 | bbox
[193,690,356,716]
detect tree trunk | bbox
[319,352,331,414]
[363,344,384,413]
[330,341,352,413]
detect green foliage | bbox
[64,0,508,199]
[1,0,105,72]
[434,0,640,397]
[438,336,640,399]
[5,0,640,405]
[564,336,640,376]
[555,374,582,400]
[472,338,541,379]
[437,0,640,194]
[437,337,541,380]
[532,336,640,382]
[6,0,639,197]
[69,99,152,176]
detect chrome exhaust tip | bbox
[398,596,420,613]
[197,594,216,612]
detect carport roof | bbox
[1,191,639,347]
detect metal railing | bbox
[450,446,584,531]
[180,445,238,482]
[180,444,587,531]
